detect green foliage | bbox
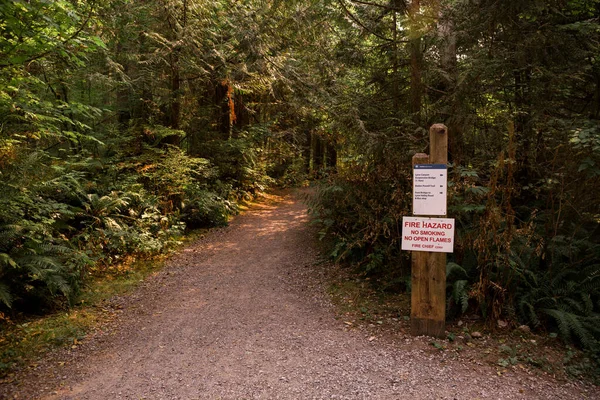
[516,238,600,350]
[0,0,103,68]
[0,138,241,313]
[308,138,414,289]
[198,135,274,198]
[498,345,521,368]
[1,0,599,381]
[445,260,476,317]
[182,185,235,229]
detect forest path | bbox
[2,190,595,399]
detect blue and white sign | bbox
[413,164,447,216]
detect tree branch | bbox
[337,0,392,42]
[348,0,406,13]
[0,1,97,69]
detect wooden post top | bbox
[430,123,447,135]
[412,153,429,165]
[429,123,448,165]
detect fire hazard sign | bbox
[401,216,455,253]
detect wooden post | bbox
[410,124,448,338]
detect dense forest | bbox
[1,0,599,365]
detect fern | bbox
[0,226,21,246]
[446,262,468,280]
[516,260,600,353]
[452,279,470,314]
[0,283,12,308]
[83,192,130,222]
[0,253,18,268]
[445,262,472,316]
[542,309,597,349]
[518,299,541,327]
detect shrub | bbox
[182,185,235,229]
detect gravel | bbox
[1,190,596,400]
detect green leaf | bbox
[0,253,18,268]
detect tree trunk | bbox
[437,7,461,164]
[392,9,400,116]
[115,41,131,129]
[326,140,337,171]
[593,71,600,119]
[312,132,324,175]
[409,0,423,126]
[514,68,533,179]
[215,80,234,139]
[169,52,181,131]
[234,91,249,128]
[303,129,312,173]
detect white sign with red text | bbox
[401,216,455,253]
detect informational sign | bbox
[413,164,447,216]
[401,216,455,253]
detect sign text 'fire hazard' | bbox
[401,216,455,253]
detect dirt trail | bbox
[1,191,596,399]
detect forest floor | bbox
[0,189,598,399]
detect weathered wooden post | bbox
[403,124,451,338]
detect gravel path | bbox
[1,190,597,399]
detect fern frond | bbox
[561,297,586,314]
[0,225,21,243]
[581,293,594,316]
[534,295,558,310]
[517,267,539,288]
[580,275,600,293]
[518,299,540,327]
[0,282,12,308]
[452,280,470,314]
[542,308,594,348]
[44,274,71,297]
[20,255,63,274]
[0,252,18,268]
[446,262,468,279]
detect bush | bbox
[0,152,92,311]
[197,134,273,198]
[182,185,235,229]
[0,137,233,314]
[307,147,413,290]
